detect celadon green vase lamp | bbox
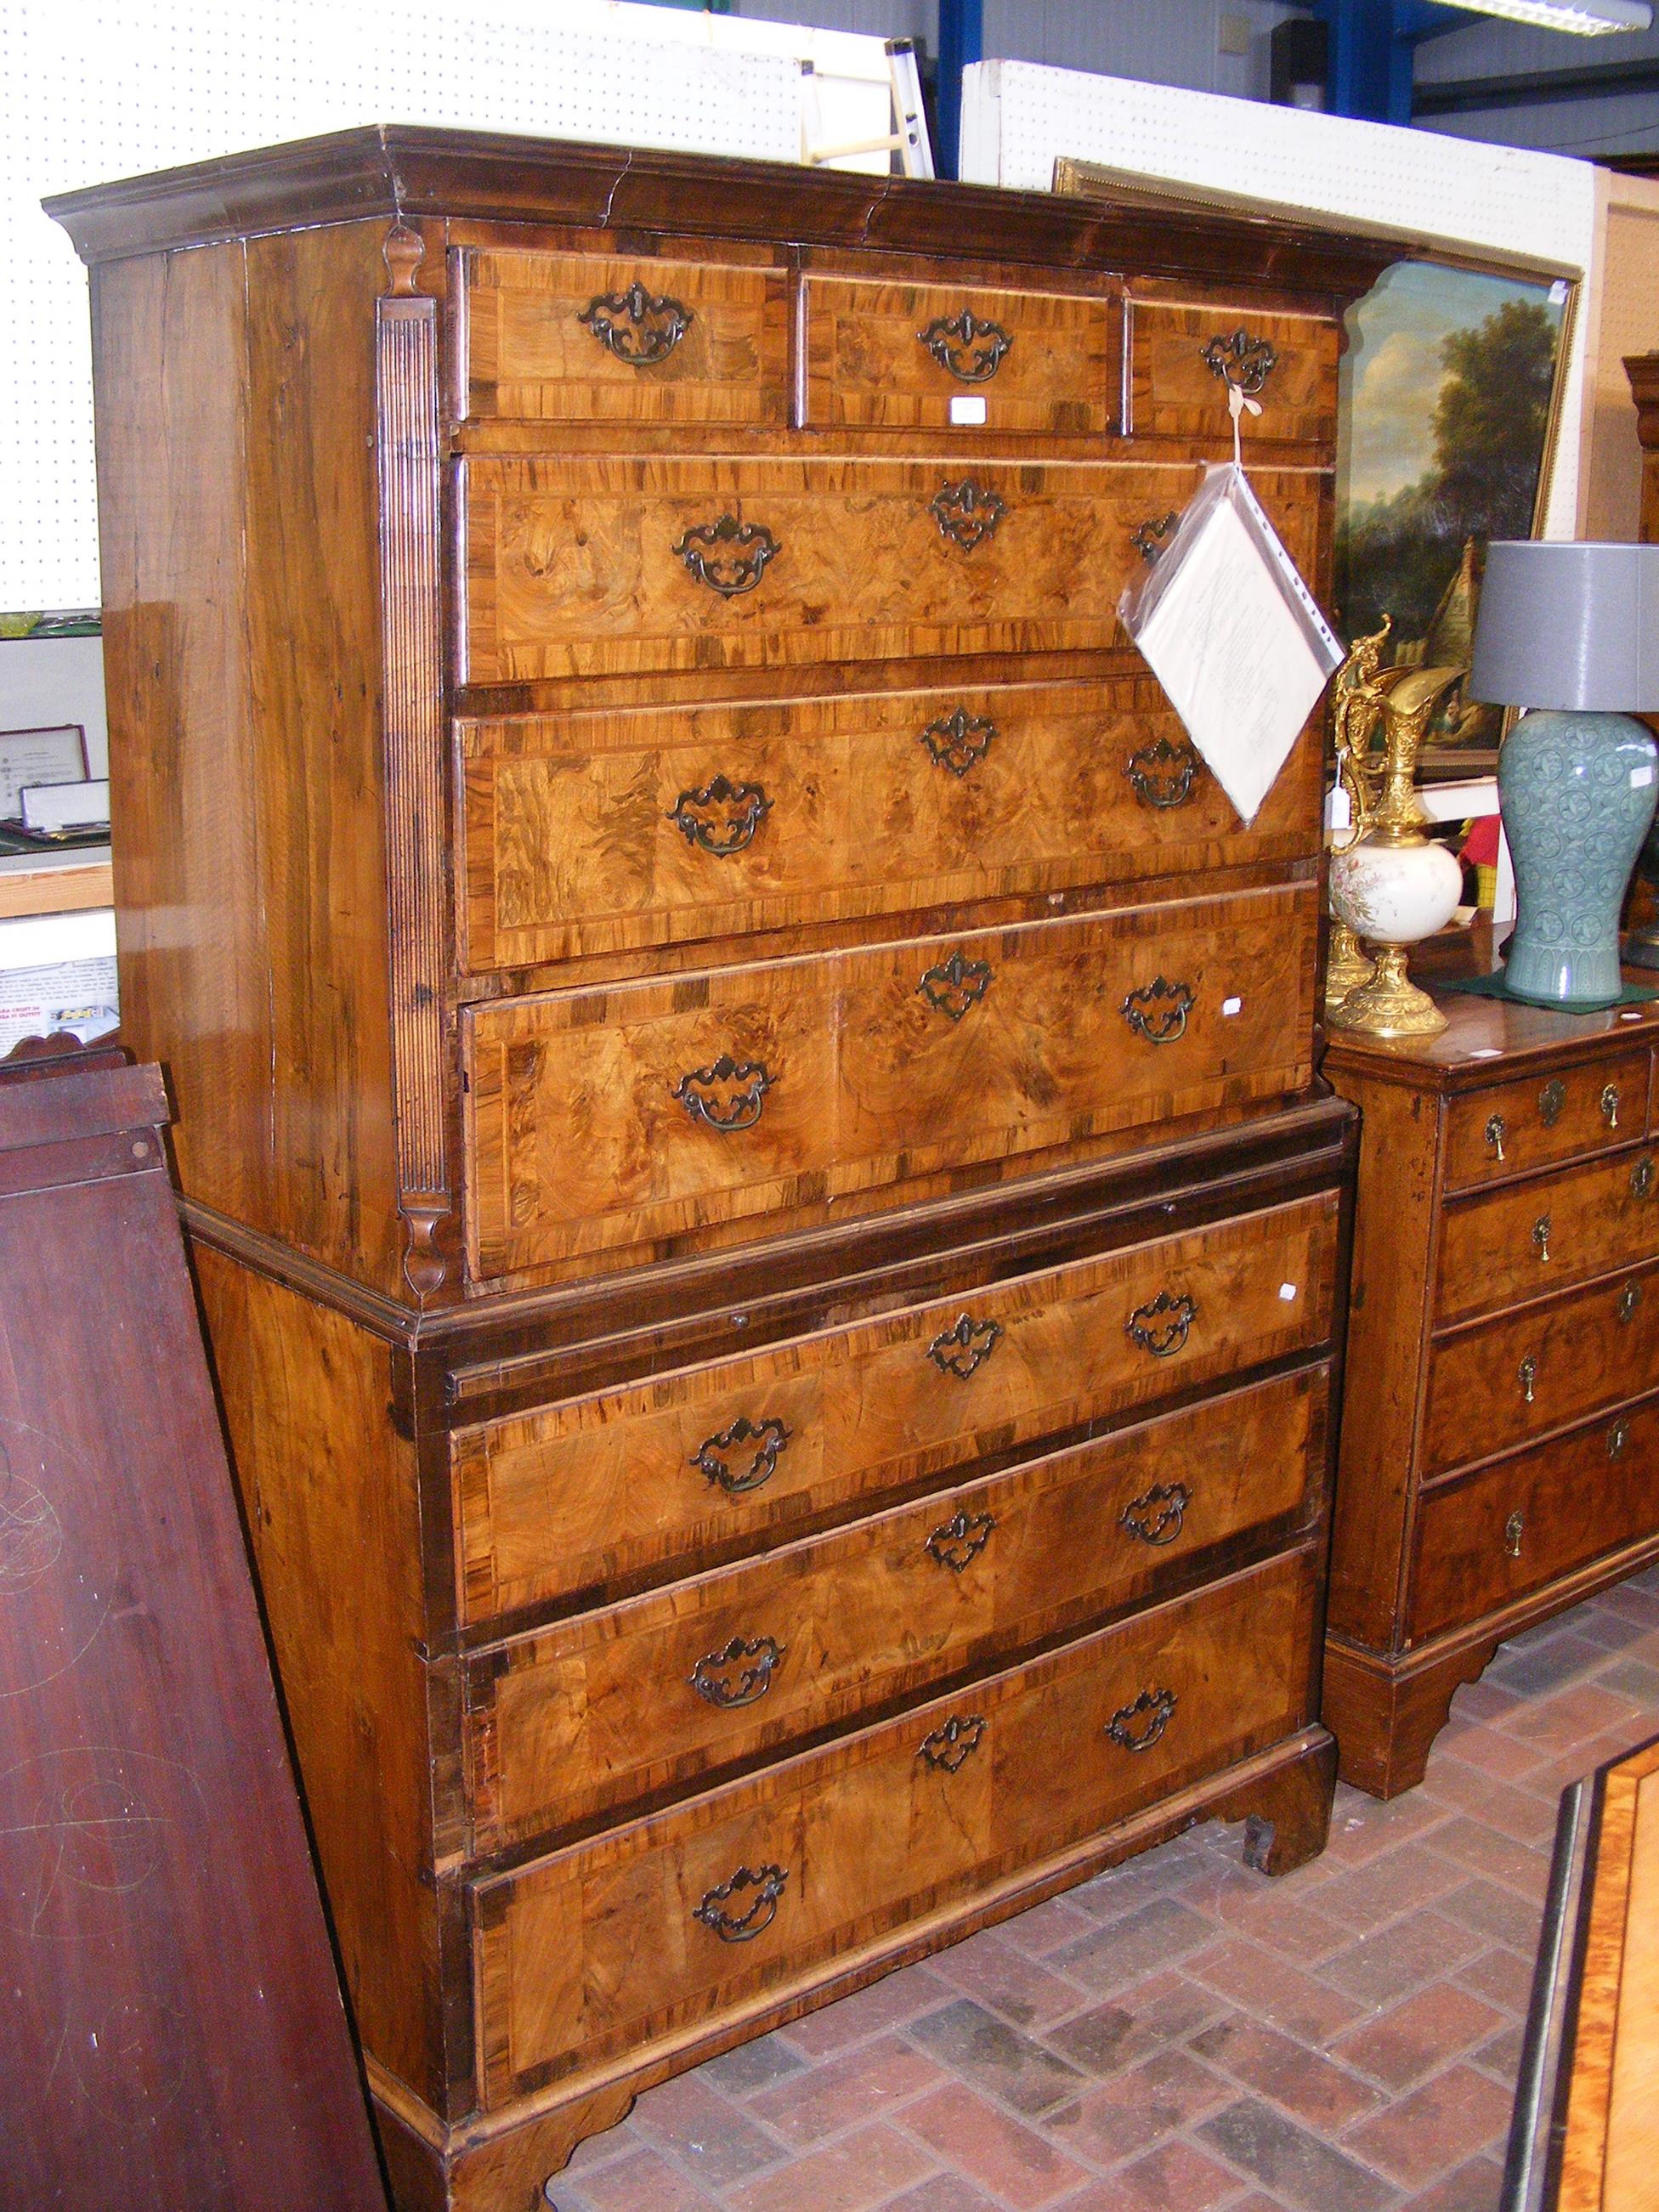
[1469,540,1659,1010]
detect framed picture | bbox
[0,725,88,820]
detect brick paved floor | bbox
[547,1566,1659,2212]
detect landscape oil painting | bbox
[1334,259,1573,755]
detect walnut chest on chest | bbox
[49,128,1388,2210]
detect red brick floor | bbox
[547,1568,1659,2212]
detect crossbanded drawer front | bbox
[1435,1146,1659,1324]
[460,456,1322,685]
[1409,1395,1659,1643]
[470,1546,1316,2105]
[458,678,1323,973]
[1421,1258,1659,1479]
[464,1366,1328,1847]
[1441,1051,1652,1192]
[456,249,790,427]
[801,275,1120,435]
[1128,302,1338,449]
[462,880,1318,1277]
[450,1189,1337,1624]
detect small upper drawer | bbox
[1442,1051,1652,1192]
[801,275,1120,436]
[461,880,1319,1279]
[456,248,790,427]
[1435,1143,1659,1324]
[1129,301,1339,449]
[450,1188,1338,1624]
[456,675,1324,973]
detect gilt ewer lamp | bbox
[1470,541,1659,1010]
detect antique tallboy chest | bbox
[49,130,1390,2210]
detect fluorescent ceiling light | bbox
[1436,0,1651,31]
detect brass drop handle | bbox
[689,1633,784,1709]
[1532,1214,1552,1264]
[1618,1281,1643,1326]
[917,1715,986,1772]
[1123,976,1196,1044]
[926,1314,1003,1379]
[920,707,996,776]
[1518,1355,1537,1406]
[1539,1078,1566,1127]
[1127,1288,1198,1358]
[1486,1113,1507,1163]
[1202,329,1277,397]
[1503,1509,1525,1559]
[1126,735,1201,809]
[931,478,1006,552]
[919,950,993,1021]
[674,1054,773,1133]
[1610,1417,1630,1461]
[925,1508,996,1573]
[1602,1082,1622,1130]
[1633,1154,1656,1201]
[919,308,1011,383]
[1107,1686,1178,1753]
[667,776,771,857]
[1120,1480,1191,1546]
[673,515,781,597]
[578,282,693,365]
[693,1863,788,1943]
[1131,512,1180,565]
[691,1415,791,1496]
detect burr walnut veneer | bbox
[49,129,1390,2210]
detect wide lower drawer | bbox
[460,455,1323,685]
[464,1366,1328,1847]
[1422,1257,1659,1479]
[470,1545,1317,2106]
[1441,1049,1651,1194]
[451,1187,1337,1624]
[458,675,1322,973]
[1435,1143,1659,1324]
[1409,1395,1659,1643]
[462,880,1319,1277]
[1129,300,1338,449]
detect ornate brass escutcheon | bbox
[1603,1082,1622,1129]
[1127,1287,1198,1359]
[1130,512,1181,565]
[1518,1355,1537,1406]
[691,1414,791,1495]
[917,1714,987,1773]
[1503,1510,1525,1559]
[1201,328,1277,397]
[1107,1685,1178,1753]
[1532,1213,1552,1264]
[920,706,997,777]
[1486,1113,1507,1163]
[689,1632,785,1709]
[1123,975,1197,1044]
[1618,1281,1643,1327]
[577,281,693,365]
[1539,1078,1566,1127]
[1634,1154,1656,1200]
[924,1508,996,1573]
[1610,1417,1631,1460]
[1119,1480,1191,1547]
[694,1863,789,1943]
[667,774,772,857]
[1126,734,1201,809]
[930,478,1007,552]
[919,949,994,1021]
[672,514,782,597]
[926,1313,1004,1379]
[673,1054,774,1133]
[918,308,1012,383]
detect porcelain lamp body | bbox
[1498,708,1658,1008]
[1329,835,1464,953]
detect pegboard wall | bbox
[2,0,886,614]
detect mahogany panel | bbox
[450,1189,1338,1624]
[1441,1048,1651,1191]
[1128,299,1338,449]
[463,880,1319,1277]
[471,1547,1317,2106]
[1435,1143,1659,1322]
[457,675,1322,972]
[466,1366,1327,1845]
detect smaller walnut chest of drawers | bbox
[1324,976,1659,1797]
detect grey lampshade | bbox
[1470,540,1659,711]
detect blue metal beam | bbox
[937,0,982,180]
[1311,0,1486,123]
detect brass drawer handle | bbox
[691,1415,790,1496]
[918,1714,986,1772]
[1131,512,1180,566]
[919,308,1011,383]
[1503,1509,1525,1559]
[919,949,993,1021]
[1610,1417,1630,1461]
[694,1863,788,1943]
[577,282,693,365]
[674,1055,773,1133]
[1518,1355,1537,1406]
[1634,1154,1656,1200]
[920,707,997,777]
[1603,1082,1622,1130]
[926,1313,1003,1379]
[673,515,781,597]
[1539,1078,1566,1127]
[1107,1685,1178,1753]
[925,1508,996,1573]
[1126,734,1201,809]
[1120,1480,1191,1547]
[667,774,772,857]
[1128,1288,1197,1358]
[1618,1281,1643,1326]
[1533,1213,1552,1264]
[1123,975,1196,1044]
[689,1633,784,1709]
[1486,1114,1507,1163]
[931,478,1005,553]
[1202,328,1277,398]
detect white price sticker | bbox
[949,395,987,425]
